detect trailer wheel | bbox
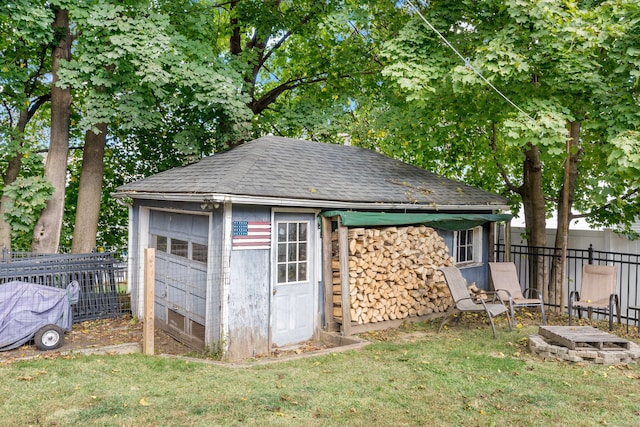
[34,324,64,351]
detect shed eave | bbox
[111,191,510,212]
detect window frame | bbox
[275,220,310,285]
[453,226,483,267]
[151,234,208,265]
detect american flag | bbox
[232,221,271,249]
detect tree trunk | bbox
[520,144,547,297]
[71,123,107,254]
[0,109,32,251]
[32,8,72,253]
[0,154,24,251]
[550,121,582,312]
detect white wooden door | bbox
[271,213,315,347]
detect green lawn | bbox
[1,315,639,426]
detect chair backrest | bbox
[440,266,476,310]
[488,262,524,300]
[580,264,617,305]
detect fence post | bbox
[588,244,593,265]
[505,222,512,262]
[143,248,155,356]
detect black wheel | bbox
[34,324,64,351]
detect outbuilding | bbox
[114,136,511,360]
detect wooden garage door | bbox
[149,211,209,349]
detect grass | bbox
[1,313,639,426]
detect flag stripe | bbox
[233,221,271,249]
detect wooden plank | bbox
[322,216,337,331]
[338,218,352,336]
[539,326,630,350]
[143,248,155,356]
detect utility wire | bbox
[404,0,536,122]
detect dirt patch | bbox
[0,316,191,363]
[0,316,339,364]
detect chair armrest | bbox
[523,287,543,300]
[483,290,506,304]
[455,296,481,305]
[493,288,513,303]
[569,290,579,302]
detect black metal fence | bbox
[495,243,640,324]
[0,250,129,323]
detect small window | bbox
[192,242,208,263]
[170,238,188,258]
[454,227,482,265]
[155,235,168,252]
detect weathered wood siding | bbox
[226,205,271,359]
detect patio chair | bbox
[438,266,512,338]
[489,262,546,327]
[568,264,621,331]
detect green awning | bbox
[320,211,513,231]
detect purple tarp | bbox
[0,280,80,351]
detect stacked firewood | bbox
[332,225,454,324]
[467,283,488,301]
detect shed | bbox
[113,136,511,360]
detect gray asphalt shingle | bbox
[115,136,508,208]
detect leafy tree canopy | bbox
[371,0,640,234]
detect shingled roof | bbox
[113,136,508,211]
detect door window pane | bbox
[298,242,307,261]
[288,223,298,241]
[298,262,307,282]
[276,221,309,284]
[299,223,307,241]
[288,243,297,262]
[278,264,287,283]
[277,223,287,242]
[277,243,287,262]
[288,263,297,282]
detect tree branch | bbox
[229,1,241,55]
[577,188,640,220]
[254,30,291,73]
[489,123,521,194]
[208,0,236,8]
[247,6,320,94]
[2,100,14,128]
[27,94,51,124]
[24,44,49,98]
[249,75,327,114]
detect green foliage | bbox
[5,0,637,251]
[3,176,53,245]
[375,0,640,232]
[609,131,640,180]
